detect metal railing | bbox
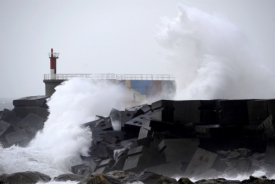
[44,73,174,81]
[48,53,59,58]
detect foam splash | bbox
[156,5,275,100]
[0,78,126,177]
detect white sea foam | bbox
[0,78,126,177]
[156,5,275,100]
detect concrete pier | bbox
[43,79,64,96]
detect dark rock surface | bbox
[54,173,85,182]
[0,171,51,184]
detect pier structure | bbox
[43,49,176,104]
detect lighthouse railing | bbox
[44,74,174,81]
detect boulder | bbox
[79,173,121,184]
[54,173,85,182]
[0,171,50,184]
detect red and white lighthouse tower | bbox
[49,48,59,75]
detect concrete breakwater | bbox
[1,96,275,183]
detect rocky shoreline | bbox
[1,170,275,184]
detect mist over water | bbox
[0,78,126,177]
[156,5,275,100]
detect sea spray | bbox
[156,5,275,100]
[0,78,127,177]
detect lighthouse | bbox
[49,48,59,76]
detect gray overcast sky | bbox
[0,0,274,98]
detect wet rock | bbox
[0,171,51,184]
[54,173,85,182]
[0,109,17,122]
[13,95,49,119]
[5,129,29,146]
[18,113,45,138]
[195,178,240,184]
[122,171,162,184]
[234,157,252,173]
[0,120,14,139]
[241,175,275,184]
[178,178,194,184]
[156,176,178,184]
[71,164,88,175]
[105,170,126,180]
[79,173,121,184]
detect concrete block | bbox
[103,133,117,144]
[95,145,109,158]
[151,108,174,123]
[195,124,243,138]
[5,129,29,146]
[18,113,45,138]
[99,158,113,167]
[247,100,268,125]
[173,100,216,124]
[151,100,175,111]
[13,96,49,107]
[13,106,49,119]
[267,99,275,118]
[0,109,16,122]
[94,117,113,131]
[111,149,129,171]
[123,154,143,171]
[109,108,122,130]
[128,146,144,156]
[71,164,87,174]
[120,111,136,127]
[93,166,107,174]
[216,100,249,125]
[265,142,275,165]
[78,166,90,176]
[142,118,178,133]
[6,116,22,130]
[118,138,138,148]
[126,104,151,118]
[174,110,216,125]
[184,148,218,177]
[0,120,14,138]
[138,127,153,140]
[124,114,151,137]
[89,159,99,173]
[123,146,151,171]
[106,131,124,142]
[159,138,199,163]
[137,137,153,148]
[82,119,99,132]
[146,161,183,177]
